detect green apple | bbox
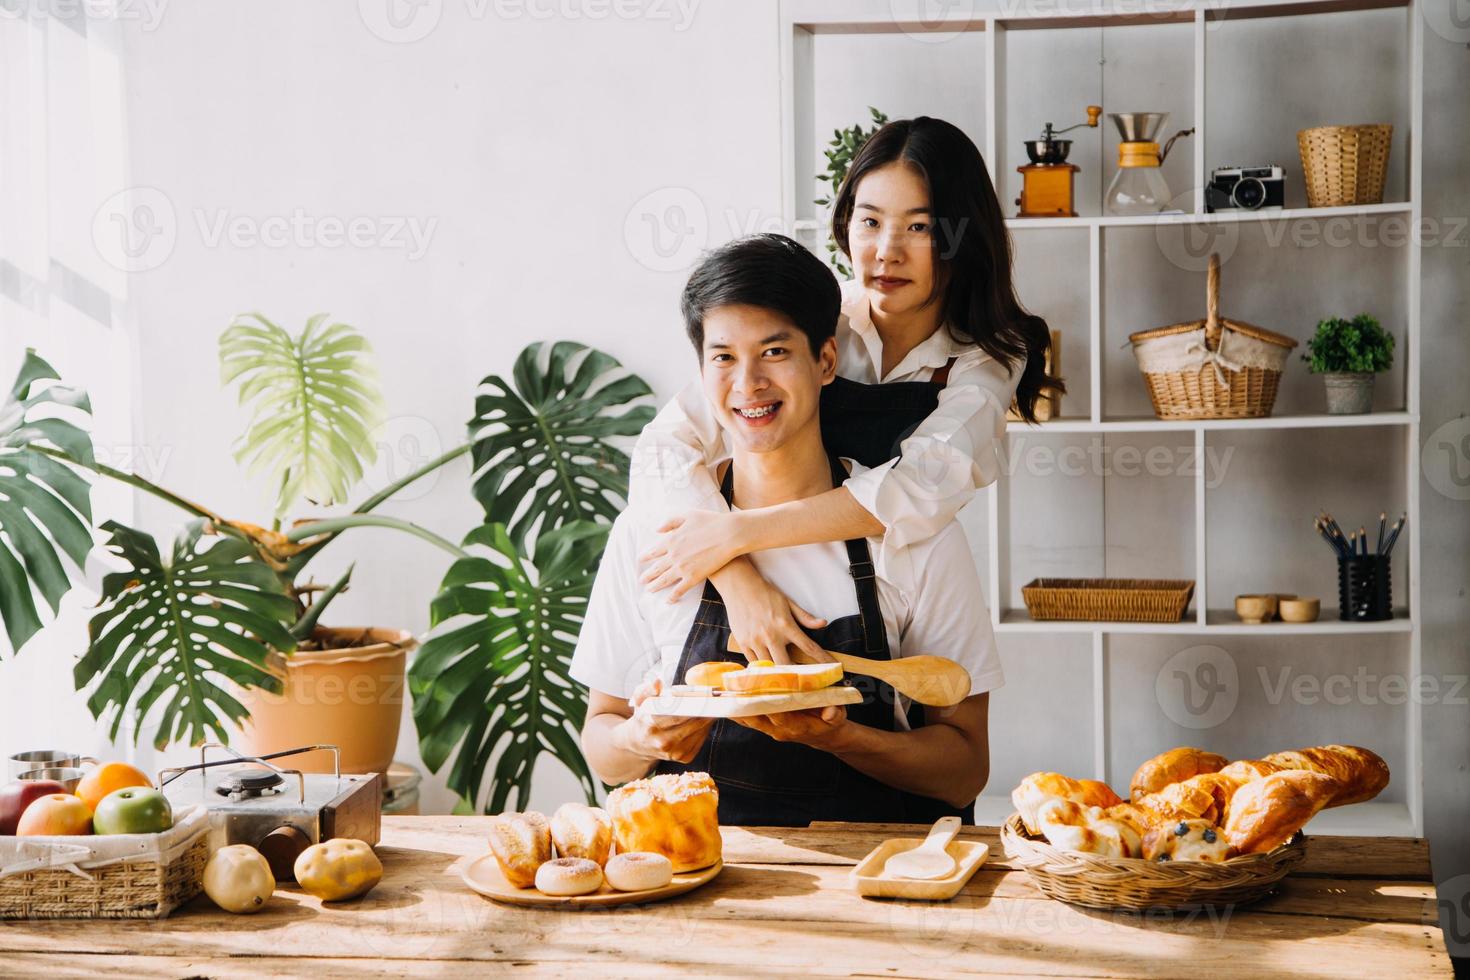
[92,786,173,835]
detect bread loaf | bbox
[487,811,551,888]
[607,771,722,872]
[720,662,843,694]
[1142,818,1233,863]
[1258,745,1389,808]
[1223,770,1339,854]
[550,803,612,865]
[1129,747,1230,802]
[1012,772,1123,835]
[1034,798,1143,859]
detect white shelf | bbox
[996,608,1412,634]
[972,796,1415,838]
[1009,412,1415,434]
[1005,201,1411,230]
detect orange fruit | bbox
[76,761,153,812]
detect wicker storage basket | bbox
[1001,813,1307,912]
[1128,253,1296,420]
[1298,124,1391,208]
[0,805,208,919]
[1021,578,1194,623]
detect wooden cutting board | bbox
[640,686,862,718]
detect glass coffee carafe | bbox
[1104,112,1194,215]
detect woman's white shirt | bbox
[630,278,1023,548]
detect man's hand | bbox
[638,509,744,600]
[612,676,716,765]
[732,705,850,752]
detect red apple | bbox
[0,779,68,835]
[16,793,93,836]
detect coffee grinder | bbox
[1015,105,1101,218]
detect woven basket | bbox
[1128,253,1296,420]
[1021,578,1194,623]
[0,806,209,919]
[1001,814,1307,912]
[1298,124,1391,208]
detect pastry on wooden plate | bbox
[550,803,612,865]
[607,771,721,873]
[488,811,551,888]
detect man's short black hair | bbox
[681,233,841,357]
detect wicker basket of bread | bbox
[1001,744,1390,912]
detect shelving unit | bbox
[780,0,1423,837]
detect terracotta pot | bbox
[236,626,416,775]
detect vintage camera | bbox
[1205,165,1285,212]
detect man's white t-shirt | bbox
[570,460,1003,731]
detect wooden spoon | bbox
[882,816,961,880]
[725,637,972,707]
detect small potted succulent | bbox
[1301,314,1395,414]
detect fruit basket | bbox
[1000,813,1307,912]
[0,805,209,919]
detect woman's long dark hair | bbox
[831,116,1064,423]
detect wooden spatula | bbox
[725,637,972,707]
[882,816,961,880]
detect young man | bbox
[570,234,1003,826]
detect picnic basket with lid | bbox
[1128,253,1297,420]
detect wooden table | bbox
[1,817,1450,978]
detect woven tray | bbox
[1001,813,1307,912]
[1021,578,1194,623]
[0,805,209,919]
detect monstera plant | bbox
[1,330,652,812]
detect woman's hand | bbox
[714,560,830,665]
[638,510,747,600]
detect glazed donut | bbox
[534,857,603,896]
[604,851,674,892]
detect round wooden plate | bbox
[460,854,723,908]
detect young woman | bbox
[632,116,1064,663]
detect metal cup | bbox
[17,766,87,793]
[6,751,98,782]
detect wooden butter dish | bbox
[850,837,990,900]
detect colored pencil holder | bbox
[1338,555,1391,621]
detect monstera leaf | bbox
[220,313,385,519]
[469,342,653,550]
[409,520,607,812]
[0,350,94,653]
[77,519,299,748]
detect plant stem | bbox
[353,441,472,515]
[30,444,227,524]
[284,515,467,559]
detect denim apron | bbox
[655,360,974,826]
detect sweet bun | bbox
[1258,745,1389,808]
[1012,772,1122,835]
[685,661,745,689]
[534,857,603,896]
[1143,819,1233,863]
[488,811,551,889]
[1223,770,1339,854]
[607,771,722,873]
[604,852,674,892]
[550,803,612,865]
[1129,747,1230,802]
[720,662,843,694]
[1034,798,1142,859]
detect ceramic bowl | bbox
[1278,597,1321,623]
[1235,594,1278,624]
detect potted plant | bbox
[1302,314,1395,414]
[1,327,652,811]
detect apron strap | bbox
[930,356,957,388]
[828,453,887,657]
